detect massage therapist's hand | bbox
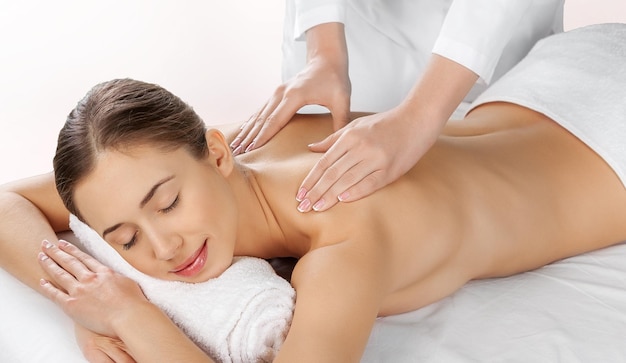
[75,323,136,363]
[296,105,441,212]
[37,239,149,338]
[296,54,479,212]
[231,22,351,155]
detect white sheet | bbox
[2,240,626,362]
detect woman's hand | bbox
[231,22,351,155]
[75,323,136,363]
[38,240,216,362]
[37,239,149,338]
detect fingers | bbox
[297,154,385,213]
[297,123,394,212]
[84,342,135,363]
[233,86,302,155]
[37,239,107,299]
[254,99,304,148]
[329,98,351,131]
[297,130,383,212]
[38,264,71,305]
[81,333,136,363]
[39,240,98,280]
[57,239,110,273]
[38,243,77,287]
[84,349,116,363]
[298,132,345,202]
[307,130,340,152]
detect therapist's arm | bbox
[400,54,478,129]
[297,54,477,212]
[433,0,537,82]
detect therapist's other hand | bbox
[37,239,149,338]
[232,56,350,155]
[231,22,350,155]
[296,107,441,212]
[76,323,136,363]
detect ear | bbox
[204,129,235,177]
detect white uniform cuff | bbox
[293,2,346,41]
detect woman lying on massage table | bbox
[0,24,625,363]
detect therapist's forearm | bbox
[401,54,479,129]
[305,22,348,66]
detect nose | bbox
[146,227,182,261]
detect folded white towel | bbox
[69,214,295,363]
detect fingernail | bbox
[42,240,53,249]
[296,188,307,202]
[312,199,325,212]
[297,199,311,213]
[38,252,49,261]
[244,140,256,153]
[233,145,243,156]
[39,278,48,286]
[58,240,69,248]
[337,191,349,202]
[230,137,241,150]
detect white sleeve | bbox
[432,0,534,83]
[292,0,347,41]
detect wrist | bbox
[395,98,448,137]
[305,22,348,65]
[403,55,479,124]
[110,300,160,338]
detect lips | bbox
[171,241,208,278]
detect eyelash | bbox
[161,195,180,214]
[123,232,137,250]
[122,195,180,250]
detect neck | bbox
[228,164,293,258]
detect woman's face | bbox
[73,135,238,283]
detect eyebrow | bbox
[101,175,175,238]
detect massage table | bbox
[2,238,626,362]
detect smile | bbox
[171,240,208,277]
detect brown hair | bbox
[53,78,208,219]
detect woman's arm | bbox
[0,173,215,362]
[275,237,389,362]
[39,240,215,363]
[0,172,69,288]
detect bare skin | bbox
[1,102,626,362]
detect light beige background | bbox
[1,0,625,185]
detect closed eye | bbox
[161,195,180,214]
[123,232,138,251]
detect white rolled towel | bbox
[69,214,295,363]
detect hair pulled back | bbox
[53,78,208,218]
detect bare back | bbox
[228,102,626,315]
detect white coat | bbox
[282,0,564,116]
